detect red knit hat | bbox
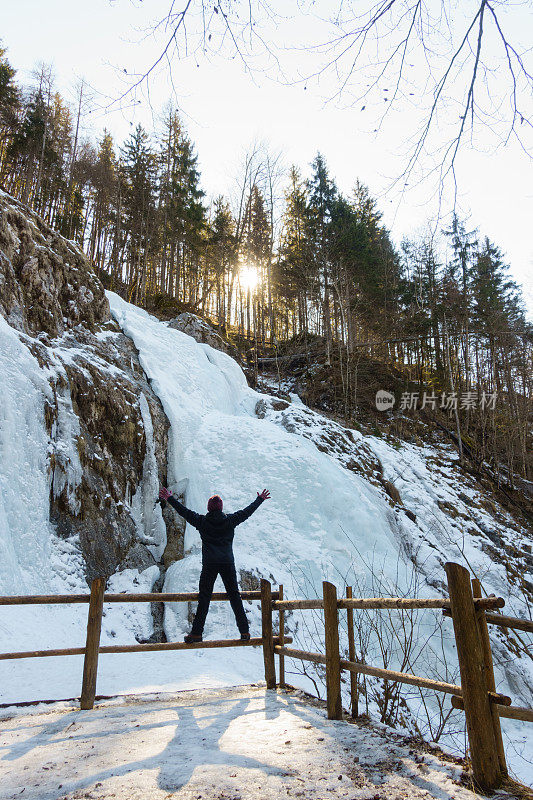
[207,494,223,512]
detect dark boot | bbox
[240,632,251,641]
[184,633,202,643]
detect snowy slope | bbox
[107,293,409,631]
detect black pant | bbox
[191,562,249,636]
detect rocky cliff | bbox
[0,190,182,586]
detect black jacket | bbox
[167,495,264,564]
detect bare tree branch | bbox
[116,1,532,194]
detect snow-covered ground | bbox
[0,684,517,800]
[1,291,531,786]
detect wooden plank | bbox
[323,581,342,720]
[80,577,105,710]
[445,562,501,792]
[276,647,507,704]
[0,636,292,660]
[484,612,533,634]
[0,590,278,606]
[345,586,358,717]
[271,599,324,610]
[474,597,505,610]
[261,579,276,689]
[272,597,503,612]
[278,585,285,688]
[472,578,508,777]
[103,590,280,602]
[0,647,87,660]
[487,705,533,723]
[339,597,451,610]
[337,597,504,611]
[452,696,533,723]
[101,637,291,654]
[339,659,462,695]
[274,646,327,665]
[3,591,504,610]
[0,594,93,605]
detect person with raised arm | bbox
[158,486,271,642]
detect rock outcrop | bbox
[0,190,108,337]
[168,312,240,361]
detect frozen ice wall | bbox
[107,292,405,636]
[0,315,55,594]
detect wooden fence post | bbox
[323,581,342,720]
[80,577,105,710]
[471,578,508,778]
[261,579,276,689]
[278,584,285,688]
[445,563,501,791]
[346,586,358,718]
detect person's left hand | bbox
[258,489,271,500]
[159,487,172,501]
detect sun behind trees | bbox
[0,43,531,484]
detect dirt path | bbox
[0,685,514,800]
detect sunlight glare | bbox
[239,265,259,291]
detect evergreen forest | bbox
[1,44,531,486]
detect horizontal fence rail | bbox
[2,636,293,660]
[0,590,279,605]
[338,658,509,703]
[274,647,510,703]
[271,596,504,611]
[483,612,533,634]
[338,596,505,611]
[442,607,533,634]
[274,646,326,665]
[272,599,324,610]
[451,696,533,722]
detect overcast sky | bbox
[3,0,532,316]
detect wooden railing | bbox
[0,582,290,712]
[269,562,532,793]
[1,561,532,792]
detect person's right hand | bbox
[159,487,172,501]
[258,489,271,500]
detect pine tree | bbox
[240,183,270,340]
[41,92,73,222]
[470,238,532,480]
[121,124,157,304]
[307,153,337,362]
[0,44,21,180]
[158,111,205,303]
[208,196,235,328]
[277,166,313,337]
[85,131,117,270]
[7,88,47,203]
[329,182,401,356]
[402,235,447,385]
[471,237,527,365]
[443,214,478,398]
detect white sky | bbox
[3,0,532,317]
